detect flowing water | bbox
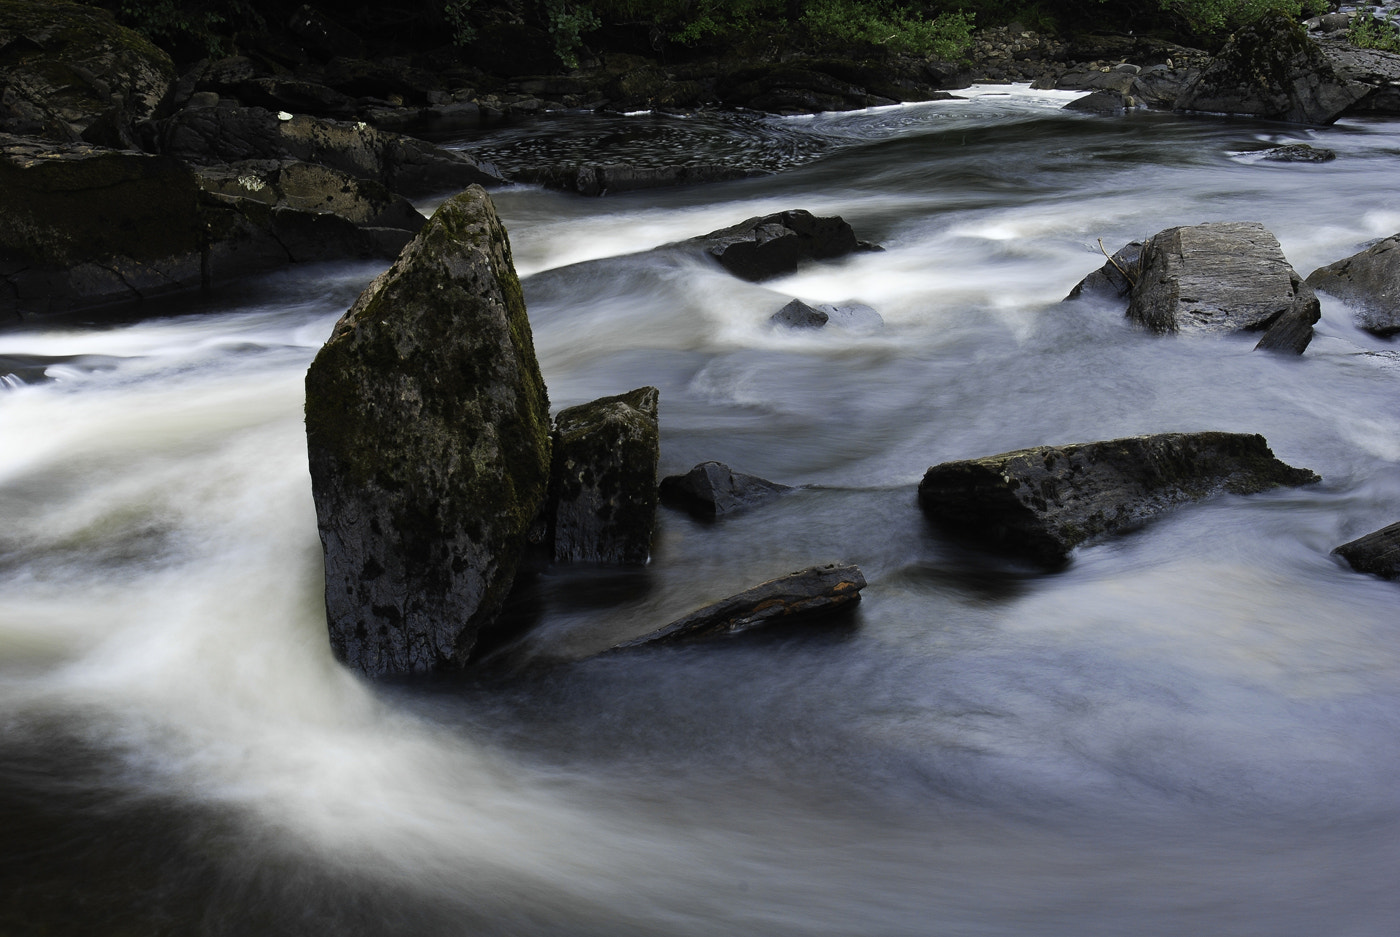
[4,87,1400,936]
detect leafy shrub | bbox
[800,0,975,58]
[1349,11,1400,52]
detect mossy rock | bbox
[0,0,174,143]
[304,185,552,676]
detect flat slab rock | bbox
[918,432,1319,565]
[1333,522,1400,580]
[612,564,866,649]
[1306,233,1400,336]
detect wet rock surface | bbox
[515,162,759,196]
[612,563,866,648]
[918,432,1319,565]
[547,387,660,566]
[304,186,552,676]
[685,210,880,282]
[1333,522,1400,580]
[1306,233,1400,336]
[659,462,792,519]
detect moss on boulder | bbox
[304,185,552,676]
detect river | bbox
[3,87,1400,936]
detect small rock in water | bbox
[685,209,881,282]
[659,461,791,519]
[770,298,829,328]
[818,302,883,329]
[1259,143,1336,162]
[1333,522,1400,580]
[611,563,866,648]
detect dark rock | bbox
[192,158,425,232]
[0,0,174,144]
[547,387,660,566]
[718,61,891,114]
[684,210,880,282]
[515,162,760,197]
[0,134,203,317]
[659,462,792,519]
[770,298,829,328]
[304,186,552,676]
[1333,521,1400,580]
[1127,221,1321,354]
[1064,90,1130,113]
[1128,66,1199,110]
[1174,13,1368,124]
[232,77,358,119]
[156,105,504,197]
[918,432,1319,565]
[1306,234,1400,336]
[1065,241,1144,302]
[1258,143,1336,162]
[612,564,866,648]
[1320,42,1400,116]
[287,4,364,61]
[1047,69,1138,94]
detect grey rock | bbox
[918,432,1319,565]
[548,387,660,565]
[1064,90,1131,113]
[770,298,829,328]
[1128,221,1320,354]
[1306,233,1400,336]
[684,210,881,282]
[1129,66,1199,110]
[612,564,866,648]
[1333,521,1400,579]
[1175,13,1369,124]
[818,302,883,329]
[1065,241,1144,302]
[1258,143,1336,162]
[659,461,792,519]
[304,186,552,676]
[192,158,425,232]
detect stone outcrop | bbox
[1318,41,1400,116]
[193,158,425,235]
[612,564,866,648]
[1306,234,1400,336]
[1174,13,1368,124]
[659,462,792,519]
[1084,222,1321,354]
[1333,522,1400,580]
[683,210,880,282]
[547,387,660,565]
[304,186,552,676]
[157,104,504,197]
[918,432,1319,565]
[0,0,174,146]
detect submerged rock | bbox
[918,432,1319,565]
[1174,13,1368,124]
[685,210,880,282]
[515,163,759,197]
[1258,143,1336,162]
[612,564,866,648]
[1306,234,1400,336]
[659,462,792,519]
[304,186,552,676]
[547,387,660,566]
[770,298,829,328]
[1333,522,1400,580]
[1127,222,1321,354]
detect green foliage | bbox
[116,0,262,57]
[443,0,477,47]
[1349,11,1400,52]
[800,1,975,58]
[1156,0,1327,36]
[544,0,601,67]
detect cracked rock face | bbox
[1306,233,1400,336]
[304,186,552,677]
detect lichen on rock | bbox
[304,184,551,676]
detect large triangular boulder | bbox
[304,185,552,676]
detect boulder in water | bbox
[1174,13,1368,124]
[685,210,880,282]
[770,298,829,328]
[918,432,1319,566]
[1333,522,1400,580]
[1306,234,1400,336]
[659,462,792,519]
[1126,221,1320,354]
[547,387,660,566]
[1258,143,1336,162]
[612,564,866,648]
[304,185,552,676]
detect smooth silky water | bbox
[3,88,1400,935]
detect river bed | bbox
[3,87,1400,936]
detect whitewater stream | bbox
[4,87,1400,936]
